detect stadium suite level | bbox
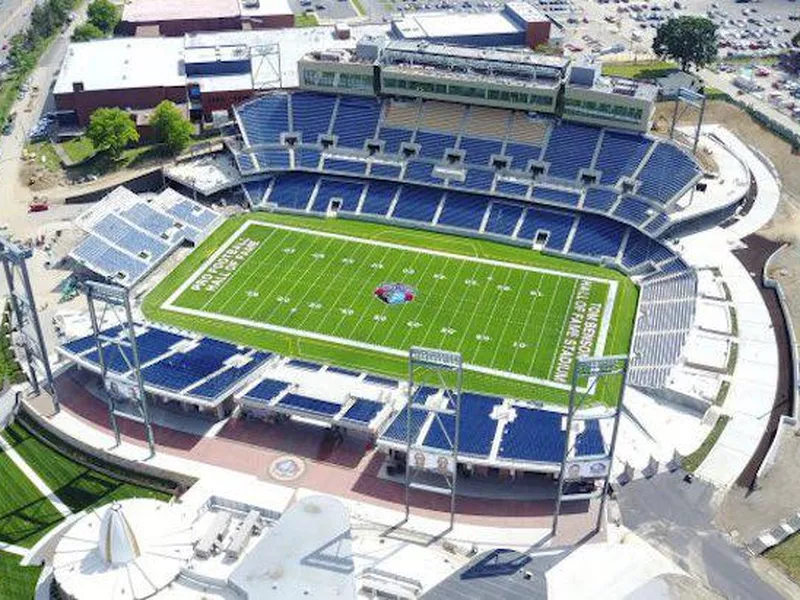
[52,31,657,132]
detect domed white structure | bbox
[52,498,194,600]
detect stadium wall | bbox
[55,85,187,126]
[119,15,294,37]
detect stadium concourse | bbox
[9,35,791,599]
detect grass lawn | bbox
[351,0,366,15]
[681,415,731,473]
[295,13,319,27]
[144,212,638,405]
[0,551,41,600]
[2,422,171,514]
[60,136,96,164]
[602,60,678,80]
[0,443,64,548]
[765,532,800,583]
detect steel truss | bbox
[403,346,463,532]
[84,281,155,458]
[0,238,58,412]
[552,354,629,536]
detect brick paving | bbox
[53,373,599,539]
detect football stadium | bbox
[2,19,797,600]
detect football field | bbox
[156,217,628,392]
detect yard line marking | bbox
[327,244,385,334]
[507,272,544,372]
[454,264,498,356]
[526,276,563,377]
[487,269,528,368]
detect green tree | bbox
[87,0,120,34]
[71,23,105,42]
[653,16,718,72]
[150,101,193,155]
[86,108,139,159]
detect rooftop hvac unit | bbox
[242,0,260,7]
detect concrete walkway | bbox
[0,435,72,518]
[0,541,29,556]
[678,229,779,489]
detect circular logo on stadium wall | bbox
[374,282,416,305]
[268,455,305,482]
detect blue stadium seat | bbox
[614,196,654,226]
[544,122,601,180]
[454,168,495,191]
[163,199,217,230]
[622,230,674,269]
[569,214,626,259]
[495,180,529,198]
[392,185,443,222]
[188,351,272,400]
[532,186,580,207]
[415,131,456,160]
[333,96,381,149]
[575,419,605,456]
[378,127,414,154]
[287,359,321,371]
[237,95,289,146]
[583,188,618,213]
[505,142,542,170]
[484,203,523,236]
[267,173,317,210]
[459,137,502,166]
[422,393,501,457]
[141,338,241,392]
[370,163,402,179]
[85,327,184,374]
[341,398,383,425]
[361,181,399,216]
[498,407,565,463]
[244,378,290,405]
[297,148,321,169]
[323,158,368,175]
[516,207,575,251]
[255,149,291,170]
[381,406,428,443]
[595,131,652,185]
[242,179,271,205]
[312,178,364,213]
[437,192,489,231]
[406,161,444,185]
[291,92,336,142]
[637,142,699,204]
[279,393,341,417]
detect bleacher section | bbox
[628,268,698,389]
[378,392,608,467]
[70,186,221,286]
[59,323,270,405]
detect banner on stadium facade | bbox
[411,449,456,475]
[105,375,138,401]
[564,457,611,480]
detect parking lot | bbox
[287,0,358,22]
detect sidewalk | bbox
[0,434,71,518]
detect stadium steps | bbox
[616,228,631,264]
[588,129,606,171]
[563,215,580,255]
[478,201,493,233]
[431,192,447,226]
[305,179,322,212]
[631,140,659,181]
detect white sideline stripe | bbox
[163,219,620,393]
[0,437,72,518]
[161,302,577,391]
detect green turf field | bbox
[145,213,639,404]
[0,550,41,600]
